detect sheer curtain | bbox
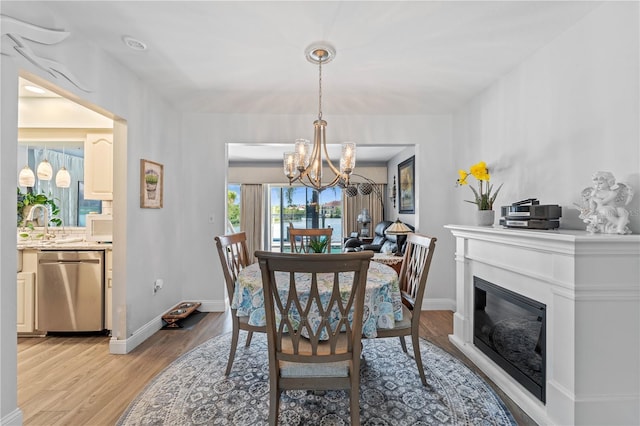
[240,184,263,263]
[343,184,386,238]
[33,148,83,227]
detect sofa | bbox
[344,220,414,254]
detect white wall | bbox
[1,55,21,425]
[1,6,184,422]
[452,2,639,234]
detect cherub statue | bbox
[575,171,633,234]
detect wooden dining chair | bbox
[255,250,373,426]
[288,227,333,253]
[374,233,437,386]
[214,232,266,375]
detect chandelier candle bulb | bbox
[295,138,310,170]
[341,142,355,173]
[283,152,295,179]
[311,158,321,181]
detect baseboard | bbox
[198,299,227,312]
[106,296,440,355]
[421,297,456,311]
[109,315,163,354]
[0,407,22,426]
[108,299,227,354]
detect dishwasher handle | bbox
[39,259,102,265]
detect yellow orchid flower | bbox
[470,161,488,180]
[457,170,468,185]
[455,161,502,210]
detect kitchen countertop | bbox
[17,239,112,250]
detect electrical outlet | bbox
[153,279,163,295]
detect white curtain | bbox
[343,184,386,238]
[33,148,83,227]
[240,184,263,263]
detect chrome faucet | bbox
[25,204,49,238]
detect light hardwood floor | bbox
[17,311,536,425]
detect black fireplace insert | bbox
[474,276,546,403]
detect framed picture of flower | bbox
[398,155,415,214]
[140,159,163,209]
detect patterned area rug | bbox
[118,332,516,425]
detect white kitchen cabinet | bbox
[105,249,112,331]
[17,272,35,333]
[84,133,113,200]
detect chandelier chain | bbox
[318,54,323,120]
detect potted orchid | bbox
[456,161,502,225]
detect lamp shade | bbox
[18,165,36,187]
[55,166,71,188]
[344,185,358,197]
[385,219,412,235]
[36,159,53,181]
[358,182,373,195]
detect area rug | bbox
[118,332,516,425]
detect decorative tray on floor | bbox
[161,302,202,328]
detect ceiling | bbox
[8,1,601,162]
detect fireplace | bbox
[473,276,546,403]
[447,225,640,425]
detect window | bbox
[268,186,342,252]
[227,184,241,233]
[77,181,102,226]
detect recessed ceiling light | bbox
[122,36,147,51]
[24,85,46,94]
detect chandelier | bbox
[283,43,355,191]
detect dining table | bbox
[231,260,403,338]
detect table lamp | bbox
[385,219,412,256]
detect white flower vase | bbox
[475,210,495,226]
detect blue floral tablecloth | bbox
[231,261,403,338]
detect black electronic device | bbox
[500,198,562,229]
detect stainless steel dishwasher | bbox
[37,251,104,332]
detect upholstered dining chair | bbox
[214,232,266,375]
[288,227,333,253]
[374,233,437,386]
[255,250,373,426]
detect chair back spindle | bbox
[215,232,250,300]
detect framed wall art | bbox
[398,155,415,214]
[140,159,163,208]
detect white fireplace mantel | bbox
[445,225,640,426]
